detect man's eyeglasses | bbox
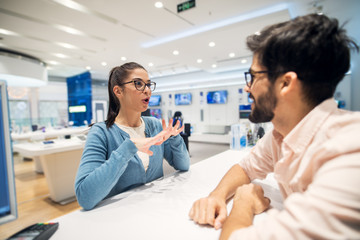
[121,78,156,92]
[244,70,269,88]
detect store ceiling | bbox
[0,0,313,82]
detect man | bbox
[189,13,360,239]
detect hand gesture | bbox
[130,136,163,156]
[156,119,184,144]
[130,119,184,155]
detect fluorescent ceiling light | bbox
[55,42,77,49]
[142,3,289,48]
[53,53,69,58]
[0,28,19,36]
[54,25,85,36]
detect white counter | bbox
[11,126,89,142]
[50,149,282,239]
[13,138,86,204]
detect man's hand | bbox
[233,183,270,215]
[188,195,228,230]
[220,183,270,240]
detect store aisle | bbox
[163,142,230,176]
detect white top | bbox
[116,118,149,171]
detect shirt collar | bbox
[281,98,337,153]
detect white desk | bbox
[13,138,86,204]
[11,126,89,142]
[51,149,282,239]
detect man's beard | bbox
[248,88,277,123]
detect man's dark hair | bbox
[246,13,359,106]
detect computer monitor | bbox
[0,81,17,225]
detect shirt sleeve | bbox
[75,125,138,210]
[230,152,360,240]
[163,134,190,171]
[239,130,280,180]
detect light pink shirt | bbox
[231,98,360,239]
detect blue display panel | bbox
[0,81,17,225]
[175,93,192,105]
[150,109,162,119]
[67,72,92,126]
[206,90,228,104]
[149,95,161,107]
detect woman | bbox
[75,62,190,210]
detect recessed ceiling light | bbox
[155,2,163,8]
[121,57,127,61]
[209,42,215,47]
[241,59,247,64]
[229,53,235,58]
[101,61,107,66]
[173,50,179,55]
[197,59,203,63]
[86,66,91,70]
[148,62,154,67]
[212,64,217,68]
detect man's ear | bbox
[279,71,298,96]
[113,85,123,98]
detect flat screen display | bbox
[206,90,228,104]
[175,93,192,105]
[149,95,161,107]
[0,81,17,225]
[150,109,162,119]
[69,105,86,113]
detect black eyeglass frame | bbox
[244,70,269,88]
[121,78,156,92]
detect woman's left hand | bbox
[154,119,184,145]
[131,119,183,155]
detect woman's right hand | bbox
[130,126,172,155]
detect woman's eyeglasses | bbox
[121,78,156,92]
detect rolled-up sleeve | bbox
[239,131,281,181]
[230,153,360,240]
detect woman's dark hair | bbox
[246,14,359,107]
[105,62,146,128]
